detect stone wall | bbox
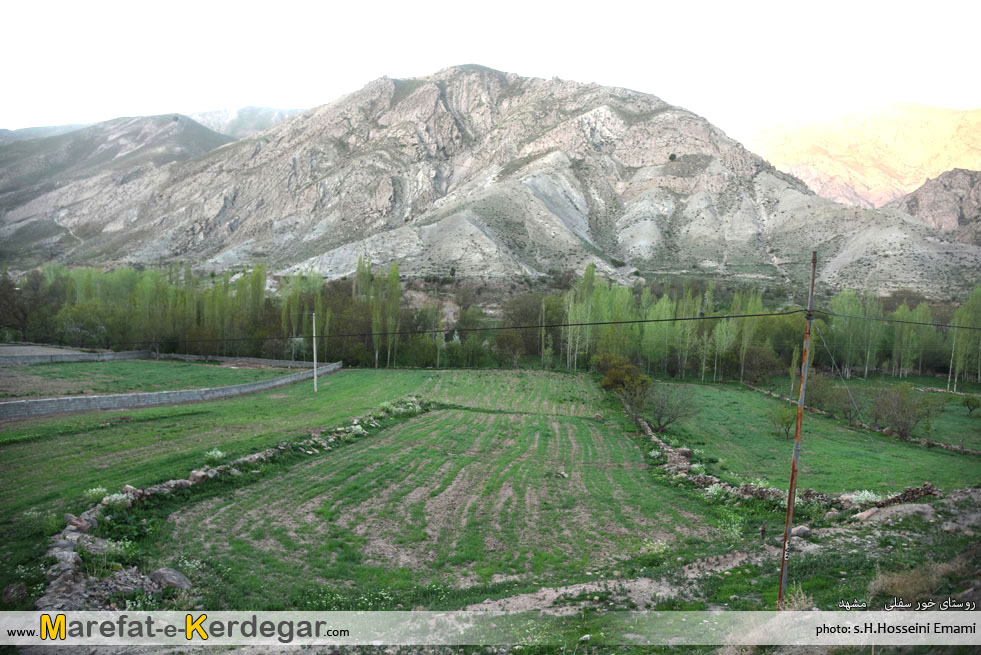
[0,350,151,366]
[0,362,341,420]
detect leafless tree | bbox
[637,383,700,432]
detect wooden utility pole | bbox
[312,311,318,393]
[777,251,817,610]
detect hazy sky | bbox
[3,0,977,142]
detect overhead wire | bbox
[813,309,981,332]
[113,309,808,347]
[812,322,884,462]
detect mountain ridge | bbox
[1,67,979,299]
[751,104,981,208]
[886,168,981,246]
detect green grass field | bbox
[150,406,716,609]
[2,365,978,620]
[0,368,436,604]
[0,359,292,399]
[668,382,981,493]
[0,369,434,517]
[419,369,606,415]
[764,373,981,451]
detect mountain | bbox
[751,105,981,208]
[188,107,304,139]
[1,66,979,298]
[886,169,981,246]
[0,124,89,145]
[0,114,234,262]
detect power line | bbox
[814,309,981,332]
[114,309,808,347]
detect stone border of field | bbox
[35,396,426,610]
[0,362,342,421]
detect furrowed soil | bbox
[5,366,979,622]
[146,371,727,609]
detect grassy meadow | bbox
[764,373,981,450]
[668,382,981,493]
[0,359,292,399]
[1,363,977,626]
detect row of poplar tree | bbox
[2,260,980,386]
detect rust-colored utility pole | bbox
[777,251,817,610]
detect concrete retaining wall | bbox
[156,353,315,368]
[0,350,151,366]
[0,362,342,420]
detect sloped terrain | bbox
[752,104,981,208]
[188,106,303,139]
[0,115,234,263]
[886,168,981,246]
[2,68,979,297]
[0,124,88,145]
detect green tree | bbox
[830,289,863,377]
[769,405,797,439]
[385,263,401,366]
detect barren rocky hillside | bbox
[751,104,981,208]
[2,67,979,297]
[886,168,981,246]
[188,106,303,139]
[0,124,88,145]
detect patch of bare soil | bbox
[682,550,755,579]
[0,344,88,356]
[218,361,291,371]
[0,369,106,398]
[464,492,981,614]
[464,577,679,614]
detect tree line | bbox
[2,261,980,387]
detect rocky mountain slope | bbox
[0,115,234,262]
[1,67,979,298]
[751,105,981,208]
[0,124,88,145]
[188,107,303,139]
[886,169,981,246]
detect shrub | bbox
[204,448,225,464]
[845,490,883,505]
[963,396,980,417]
[768,406,797,439]
[719,511,745,543]
[871,384,945,439]
[83,487,107,505]
[21,510,61,536]
[594,354,651,396]
[638,538,670,565]
[107,538,138,560]
[41,513,62,535]
[705,484,730,504]
[640,538,669,557]
[102,493,133,510]
[742,345,783,384]
[867,558,969,602]
[637,384,699,432]
[782,582,815,610]
[123,592,160,611]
